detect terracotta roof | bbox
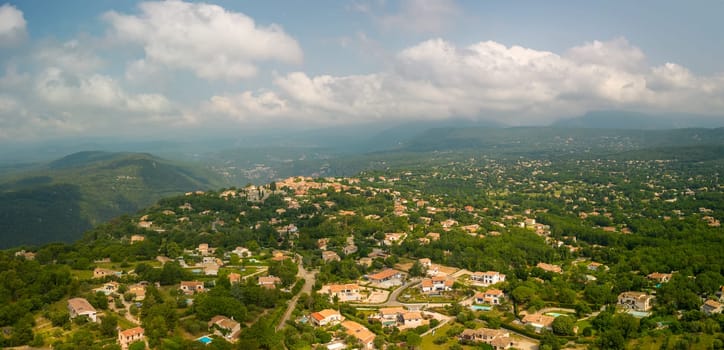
[704,299,722,308]
[536,263,562,273]
[119,326,144,337]
[491,336,514,348]
[180,281,203,287]
[368,268,400,281]
[342,321,375,344]
[209,315,239,330]
[379,307,405,316]
[485,289,504,296]
[258,276,281,284]
[522,314,555,327]
[402,311,422,320]
[311,309,340,321]
[328,283,359,293]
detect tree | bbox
[511,285,536,305]
[406,332,422,349]
[128,341,146,350]
[408,261,425,277]
[551,316,575,336]
[597,329,625,350]
[539,331,561,350]
[100,315,119,337]
[159,261,186,285]
[613,313,639,339]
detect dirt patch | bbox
[395,262,414,272]
[359,288,390,303]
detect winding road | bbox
[276,255,317,331]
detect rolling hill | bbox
[0,151,227,248]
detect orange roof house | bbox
[228,272,241,284]
[341,320,376,349]
[522,314,555,331]
[310,309,344,326]
[367,269,402,283]
[536,262,562,274]
[118,327,144,350]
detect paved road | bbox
[384,279,420,306]
[276,255,316,331]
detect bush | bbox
[433,336,448,345]
[429,318,440,328]
[446,325,464,337]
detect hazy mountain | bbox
[0,151,226,247]
[552,110,724,129]
[398,127,724,156]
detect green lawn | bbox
[71,269,93,280]
[420,323,476,350]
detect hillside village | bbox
[2,156,723,350]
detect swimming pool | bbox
[627,310,650,318]
[470,305,492,311]
[198,335,212,344]
[545,312,567,318]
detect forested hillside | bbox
[0,152,226,247]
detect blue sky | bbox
[1,0,723,141]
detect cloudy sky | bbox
[1,0,723,141]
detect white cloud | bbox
[207,38,724,126]
[206,91,289,121]
[566,37,646,71]
[0,4,27,47]
[35,67,172,113]
[103,0,303,81]
[33,40,104,73]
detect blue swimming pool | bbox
[198,335,212,344]
[470,305,492,311]
[545,312,566,318]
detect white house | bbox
[618,291,655,312]
[470,271,506,286]
[310,309,344,327]
[474,289,505,305]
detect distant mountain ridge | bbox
[552,110,724,129]
[0,151,226,248]
[397,127,724,156]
